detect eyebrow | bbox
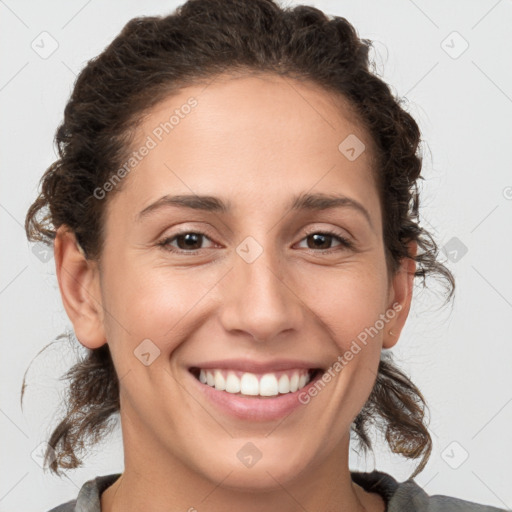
[136,192,373,228]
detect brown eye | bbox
[307,233,334,250]
[298,230,353,252]
[158,232,215,252]
[174,233,203,250]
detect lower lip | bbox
[189,370,322,422]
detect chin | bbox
[192,444,314,492]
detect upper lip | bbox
[189,359,324,374]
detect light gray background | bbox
[1,0,511,510]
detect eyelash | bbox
[157,228,354,255]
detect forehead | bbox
[106,72,379,225]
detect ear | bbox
[53,225,106,349]
[383,241,417,349]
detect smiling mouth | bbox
[189,367,323,398]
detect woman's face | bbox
[63,72,413,490]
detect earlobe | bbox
[383,241,417,349]
[54,225,106,349]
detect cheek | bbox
[297,260,389,349]
[101,260,220,357]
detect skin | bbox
[54,72,416,512]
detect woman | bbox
[23,0,507,510]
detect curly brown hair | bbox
[23,0,454,479]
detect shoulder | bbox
[45,473,122,512]
[392,478,508,511]
[391,479,507,511]
[351,470,507,512]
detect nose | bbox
[219,241,304,343]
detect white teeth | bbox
[196,369,313,396]
[278,374,290,394]
[240,373,259,395]
[290,373,299,392]
[225,371,241,393]
[214,370,226,391]
[259,373,279,396]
